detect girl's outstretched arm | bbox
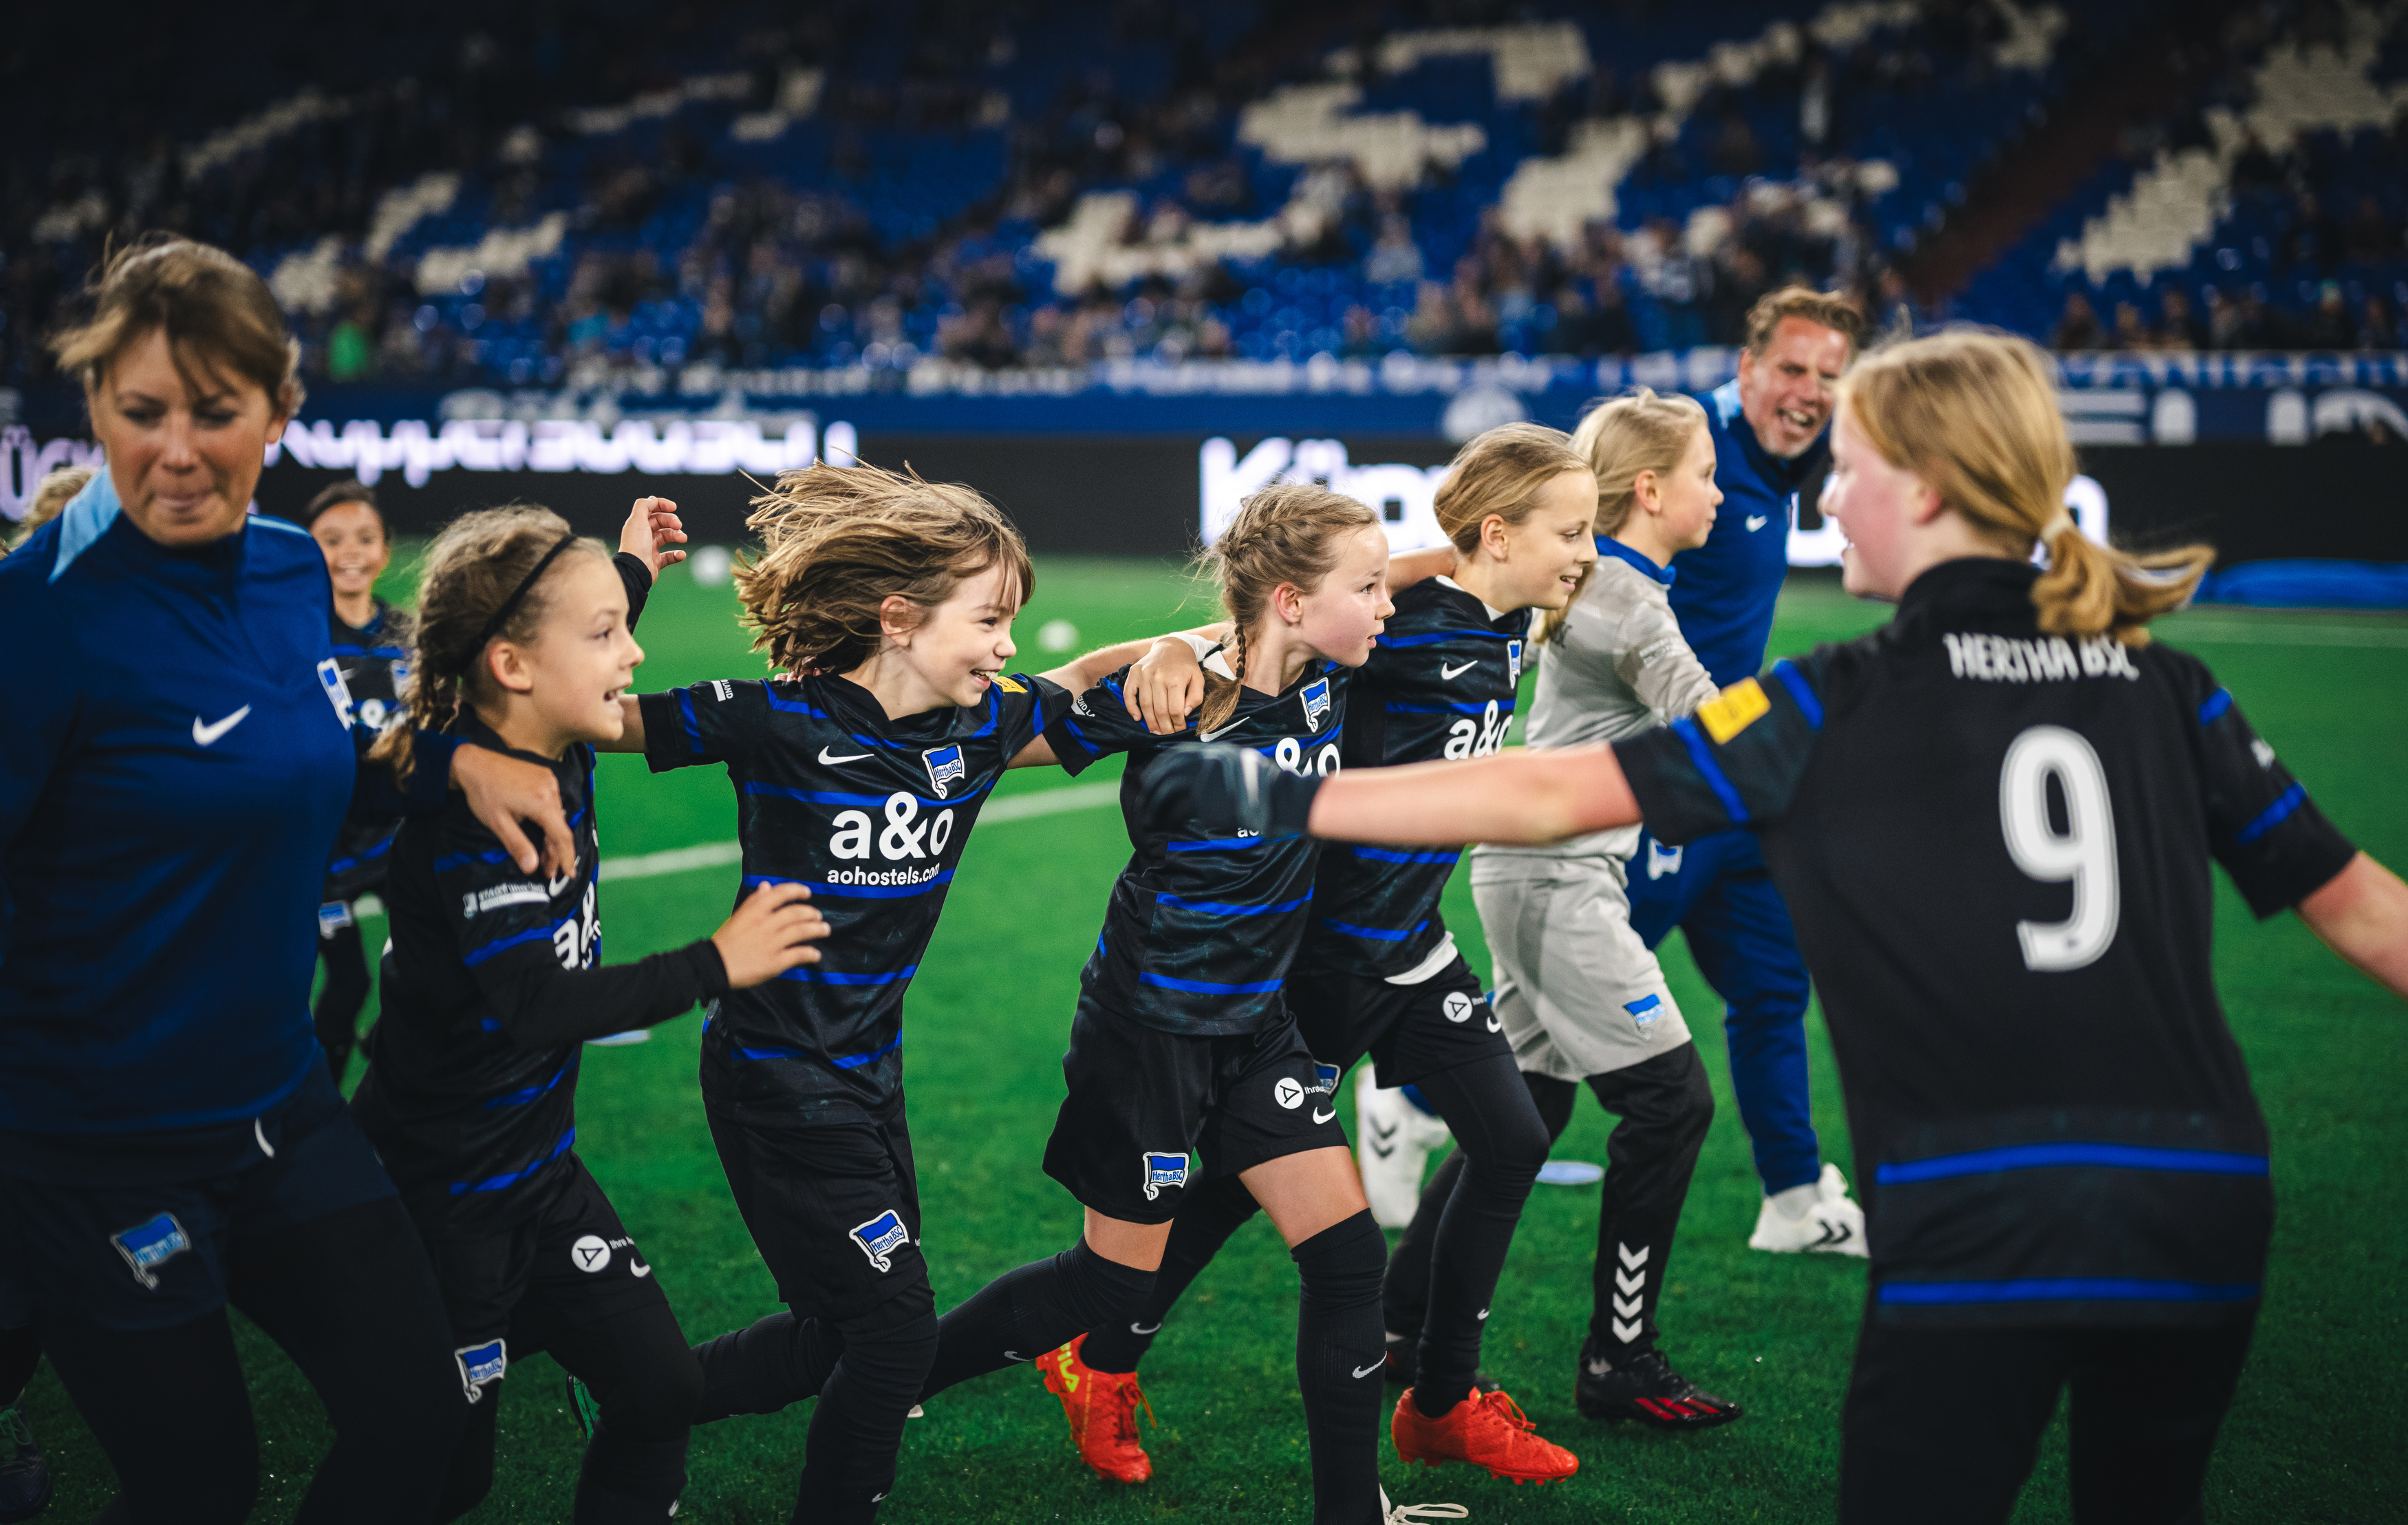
[1308,744,1638,845]
[1136,741,1638,848]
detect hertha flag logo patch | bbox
[1507,639,1524,683]
[1301,677,1331,731]
[109,1212,191,1290]
[850,1210,912,1272]
[922,744,967,798]
[1141,1151,1190,1202]
[455,1339,508,1403]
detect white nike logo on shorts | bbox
[818,746,872,765]
[1313,1108,1336,1124]
[631,1260,654,1278]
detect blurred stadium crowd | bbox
[3,0,2402,396]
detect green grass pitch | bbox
[20,555,2406,1522]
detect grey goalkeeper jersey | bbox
[1484,540,1720,862]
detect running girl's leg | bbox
[314,917,372,1085]
[523,1298,703,1524]
[1238,1146,1387,1525]
[1390,1052,1550,1415]
[1382,1074,1576,1368]
[696,1109,938,1522]
[918,1212,1161,1400]
[1075,1173,1260,1374]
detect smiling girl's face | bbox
[89,327,288,548]
[888,560,1024,710]
[484,554,646,756]
[311,502,391,605]
[1472,467,1598,612]
[1280,523,1395,668]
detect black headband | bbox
[471,532,581,659]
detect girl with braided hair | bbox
[356,503,831,1523]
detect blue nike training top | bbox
[1672,378,1831,687]
[0,473,360,1134]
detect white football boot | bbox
[1747,1162,1869,1256]
[1355,1060,1454,1228]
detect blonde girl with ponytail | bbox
[1042,427,1598,1489]
[963,480,1465,1524]
[1147,326,2408,1522]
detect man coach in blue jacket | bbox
[1630,286,1871,1254]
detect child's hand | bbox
[712,882,830,988]
[1128,637,1205,736]
[619,496,690,578]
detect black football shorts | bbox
[1284,952,1509,1087]
[1043,994,1346,1224]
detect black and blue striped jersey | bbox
[1303,579,1529,979]
[356,718,728,1226]
[1046,659,1347,1036]
[321,599,413,904]
[1611,558,2358,1329]
[638,672,1066,1125]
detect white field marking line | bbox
[2160,620,2408,648]
[352,781,1124,915]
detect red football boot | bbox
[1391,1387,1580,1484]
[1035,1333,1154,1484]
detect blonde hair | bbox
[15,466,94,546]
[1196,482,1379,732]
[369,506,607,786]
[1546,388,1710,643]
[1433,423,1591,555]
[735,460,1033,679]
[1743,285,1867,356]
[1840,329,2209,644]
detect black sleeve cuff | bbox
[1611,729,1734,846]
[614,552,654,632]
[686,937,731,999]
[639,691,695,772]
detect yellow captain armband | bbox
[1696,676,1770,744]
[991,674,1028,694]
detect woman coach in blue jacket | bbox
[0,239,583,1524]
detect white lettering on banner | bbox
[258,418,858,489]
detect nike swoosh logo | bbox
[1745,515,1769,532]
[193,706,252,746]
[818,746,873,765]
[1485,1016,1503,1033]
[1004,1350,1028,1363]
[1477,1308,1490,1321]
[1439,659,1477,680]
[631,1261,654,1278]
[1197,723,1239,743]
[1313,1108,1336,1124]
[1130,1321,1162,1335]
[1353,1361,1384,1379]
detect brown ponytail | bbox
[369,505,604,787]
[1840,329,2210,644]
[1195,482,1379,733]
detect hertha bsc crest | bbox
[850,1210,912,1272]
[922,744,967,798]
[1301,677,1331,731]
[1141,1151,1190,1202]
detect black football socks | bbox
[918,1238,1154,1400]
[1291,1211,1387,1525]
[1079,1175,1260,1374]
